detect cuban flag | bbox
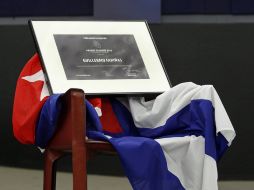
[12,54,49,144]
[13,54,235,190]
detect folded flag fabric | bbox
[13,54,236,190]
[12,54,49,144]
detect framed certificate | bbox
[30,20,171,95]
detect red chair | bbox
[43,88,116,190]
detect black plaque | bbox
[54,34,149,80]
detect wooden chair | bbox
[43,88,116,190]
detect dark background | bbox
[2,0,254,15]
[0,0,254,181]
[0,23,253,180]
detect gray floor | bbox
[0,166,253,190]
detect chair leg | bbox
[43,149,64,190]
[72,146,87,190]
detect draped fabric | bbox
[13,54,235,190]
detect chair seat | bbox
[86,139,115,152]
[49,139,115,154]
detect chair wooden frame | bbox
[43,89,115,190]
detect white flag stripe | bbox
[128,82,235,145]
[156,136,218,190]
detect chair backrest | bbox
[47,89,86,150]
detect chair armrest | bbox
[47,88,86,151]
